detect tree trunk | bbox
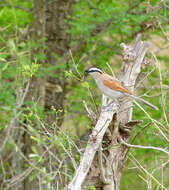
[24,0,72,189]
[44,0,72,126]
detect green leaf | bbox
[81,81,89,88]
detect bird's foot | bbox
[101,101,117,112]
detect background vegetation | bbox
[0,0,168,189]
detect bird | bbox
[85,67,158,110]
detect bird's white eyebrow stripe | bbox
[89,68,103,73]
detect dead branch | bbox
[130,154,168,190]
[121,138,169,156]
[68,96,117,190]
[0,80,30,154]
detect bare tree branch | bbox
[121,138,169,156]
[98,144,108,184]
[130,154,168,190]
[0,80,30,154]
[68,96,117,190]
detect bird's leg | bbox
[101,100,117,112]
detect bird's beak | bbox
[84,69,89,76]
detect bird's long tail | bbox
[127,94,158,110]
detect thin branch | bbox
[16,79,30,109]
[69,49,82,78]
[0,0,31,12]
[130,122,151,144]
[152,53,169,128]
[34,113,51,137]
[158,21,169,42]
[98,144,108,184]
[55,125,82,155]
[0,80,30,153]
[87,88,99,114]
[5,168,33,190]
[130,154,168,190]
[86,0,96,9]
[59,141,78,170]
[83,100,97,122]
[121,138,169,156]
[134,101,169,143]
[0,155,6,184]
[43,145,62,165]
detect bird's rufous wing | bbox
[103,79,131,94]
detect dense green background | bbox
[0,0,168,189]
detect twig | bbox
[5,168,33,190]
[135,67,156,91]
[158,21,169,42]
[130,154,167,190]
[16,80,30,109]
[87,88,99,114]
[121,138,169,156]
[86,0,96,9]
[34,113,51,137]
[0,80,30,153]
[130,122,151,144]
[98,144,108,184]
[58,141,78,170]
[69,49,82,78]
[43,145,62,165]
[83,100,97,122]
[0,155,6,184]
[0,1,31,12]
[55,125,82,155]
[152,53,169,128]
[134,101,169,143]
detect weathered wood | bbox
[68,97,117,190]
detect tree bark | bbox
[69,34,149,190]
[23,0,72,189]
[45,0,72,126]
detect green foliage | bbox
[21,59,40,78]
[0,0,168,189]
[0,1,32,32]
[87,185,96,190]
